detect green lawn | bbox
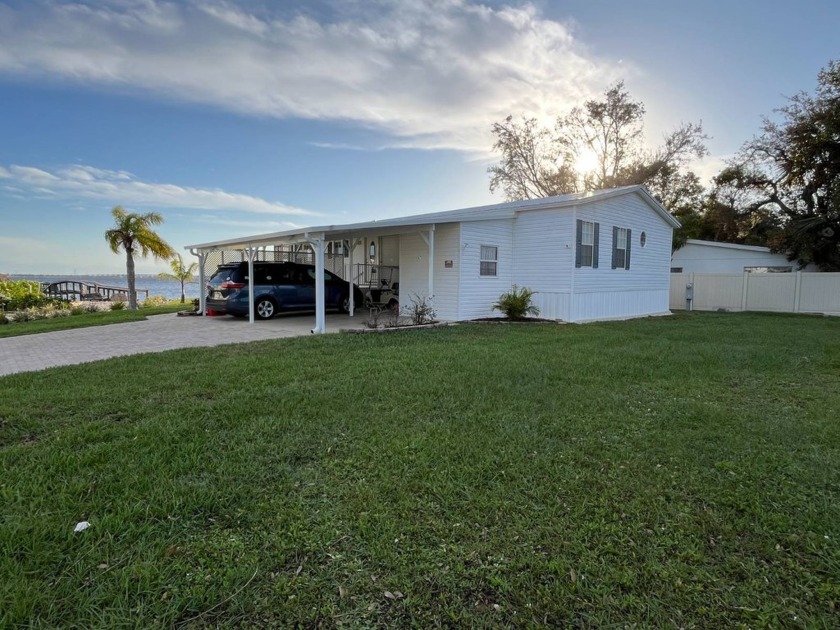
[1,312,839,627]
[0,303,187,338]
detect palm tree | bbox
[105,206,175,309]
[157,253,198,304]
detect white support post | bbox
[346,238,354,317]
[306,233,326,334]
[428,224,435,301]
[190,249,206,316]
[247,245,256,324]
[419,225,436,302]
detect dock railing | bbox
[43,280,150,302]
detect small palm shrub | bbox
[493,285,540,320]
[110,301,127,311]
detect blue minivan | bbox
[206,261,364,319]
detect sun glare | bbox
[574,148,600,175]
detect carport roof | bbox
[184,185,679,252]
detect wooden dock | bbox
[43,280,149,302]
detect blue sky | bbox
[0,0,836,274]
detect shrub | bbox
[110,301,127,311]
[3,305,72,323]
[0,280,56,311]
[9,308,36,323]
[142,295,168,308]
[493,285,540,320]
[406,293,437,325]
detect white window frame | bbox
[479,245,498,277]
[615,227,628,269]
[580,221,595,267]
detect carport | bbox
[185,220,437,333]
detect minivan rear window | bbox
[209,266,243,286]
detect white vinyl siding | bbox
[512,208,575,320]
[459,220,514,319]
[571,193,673,321]
[397,224,460,321]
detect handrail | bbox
[43,280,150,302]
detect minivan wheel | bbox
[339,296,351,313]
[255,297,277,320]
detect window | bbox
[480,245,498,277]
[576,220,599,268]
[639,231,647,248]
[306,269,338,282]
[670,267,684,273]
[612,226,631,269]
[326,241,347,257]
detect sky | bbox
[0,0,836,274]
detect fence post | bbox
[689,272,694,311]
[740,272,749,311]
[793,271,802,313]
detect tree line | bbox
[488,60,840,270]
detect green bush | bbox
[110,301,127,311]
[493,285,540,320]
[0,280,55,311]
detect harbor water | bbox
[10,274,201,302]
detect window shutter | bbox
[575,219,583,268]
[592,223,599,268]
[611,226,618,269]
[625,228,632,269]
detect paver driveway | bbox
[0,313,365,377]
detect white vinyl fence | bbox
[670,272,840,315]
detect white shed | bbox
[671,239,810,273]
[186,185,678,328]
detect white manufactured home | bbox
[186,185,678,331]
[671,239,813,273]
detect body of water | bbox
[10,274,201,301]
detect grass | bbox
[0,303,187,338]
[1,312,839,627]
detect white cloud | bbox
[188,214,302,232]
[0,0,626,152]
[1,164,315,216]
